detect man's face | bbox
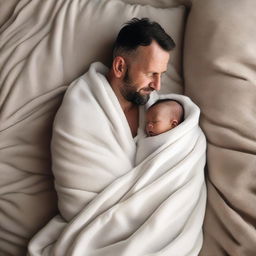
[120,41,170,105]
[121,68,151,105]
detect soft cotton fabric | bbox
[28,62,207,256]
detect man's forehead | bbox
[135,44,170,70]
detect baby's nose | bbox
[147,122,153,128]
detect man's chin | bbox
[133,94,149,105]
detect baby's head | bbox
[145,99,184,136]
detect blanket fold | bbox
[28,62,206,256]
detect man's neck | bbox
[115,91,139,137]
[124,104,139,137]
[106,72,139,137]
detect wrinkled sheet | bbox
[184,0,256,255]
[28,62,207,256]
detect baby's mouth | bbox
[147,131,156,136]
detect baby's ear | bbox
[171,120,178,128]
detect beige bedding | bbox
[1,0,256,255]
[184,0,256,255]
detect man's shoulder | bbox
[87,61,109,75]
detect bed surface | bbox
[1,0,256,255]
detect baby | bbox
[145,99,184,137]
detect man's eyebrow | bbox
[147,71,167,74]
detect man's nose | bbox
[150,75,161,91]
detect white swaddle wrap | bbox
[135,93,200,164]
[28,62,207,256]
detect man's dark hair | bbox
[113,18,176,58]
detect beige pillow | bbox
[184,0,256,255]
[57,0,186,94]
[0,0,186,255]
[121,0,192,8]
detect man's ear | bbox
[171,120,178,128]
[113,56,126,78]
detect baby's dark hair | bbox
[113,18,175,58]
[150,99,184,123]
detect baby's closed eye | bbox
[146,120,159,125]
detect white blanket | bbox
[28,62,207,256]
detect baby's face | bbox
[145,105,174,136]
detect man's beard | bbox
[121,69,150,105]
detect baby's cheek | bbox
[153,124,162,132]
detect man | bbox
[28,18,207,256]
[106,18,175,137]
